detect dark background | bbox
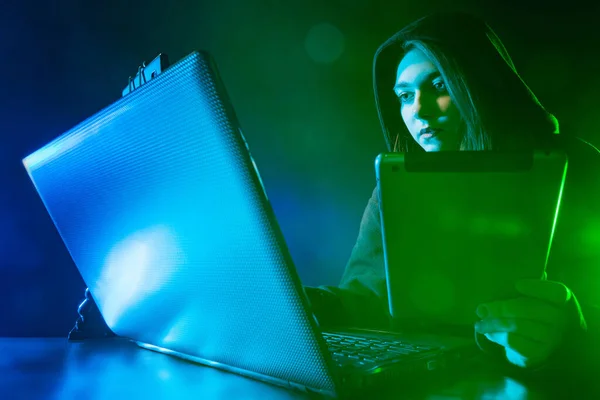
[1,0,599,336]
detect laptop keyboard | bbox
[322,332,437,368]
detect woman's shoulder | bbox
[550,135,600,180]
[560,135,600,162]
[556,135,600,203]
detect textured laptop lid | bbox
[23,52,337,394]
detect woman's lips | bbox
[420,128,442,140]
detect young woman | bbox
[306,11,600,374]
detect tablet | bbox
[375,150,568,328]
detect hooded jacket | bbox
[306,11,600,376]
[372,12,560,153]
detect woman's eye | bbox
[398,92,413,103]
[433,81,446,91]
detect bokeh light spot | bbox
[304,23,345,64]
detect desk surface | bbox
[0,338,594,399]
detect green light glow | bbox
[546,158,569,268]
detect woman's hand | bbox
[474,279,572,368]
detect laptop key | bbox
[369,344,389,350]
[388,348,420,354]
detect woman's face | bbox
[395,48,462,151]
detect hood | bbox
[373,12,559,152]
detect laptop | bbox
[23,51,475,398]
[376,151,567,330]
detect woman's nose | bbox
[412,91,436,120]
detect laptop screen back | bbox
[23,52,336,394]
